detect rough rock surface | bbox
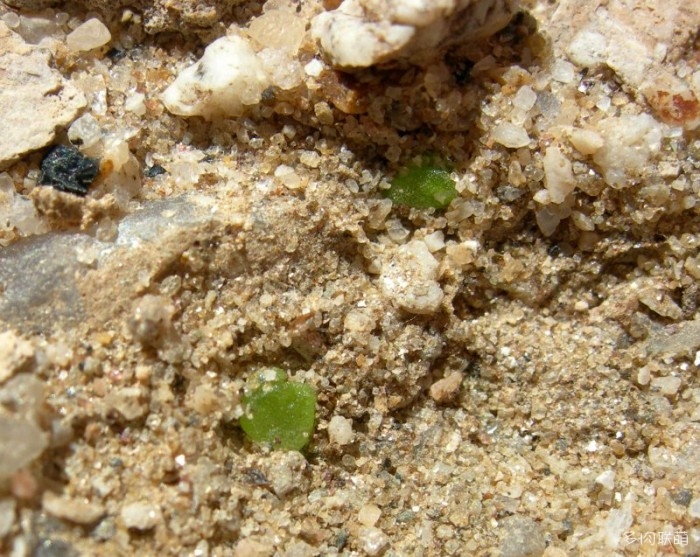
[2,0,249,35]
[161,34,270,119]
[312,0,517,67]
[548,0,700,129]
[0,0,698,556]
[0,22,85,169]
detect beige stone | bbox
[0,23,85,169]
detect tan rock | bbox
[120,501,162,530]
[66,18,111,53]
[0,22,85,169]
[233,538,273,557]
[429,371,463,403]
[42,491,106,524]
[0,331,34,384]
[0,416,47,481]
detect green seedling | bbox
[385,163,457,209]
[240,368,316,451]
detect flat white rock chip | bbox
[312,10,415,68]
[0,22,86,169]
[162,34,270,120]
[491,122,530,149]
[379,240,444,314]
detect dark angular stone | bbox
[144,164,167,178]
[40,145,99,197]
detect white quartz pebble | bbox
[162,35,269,120]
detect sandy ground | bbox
[0,1,699,556]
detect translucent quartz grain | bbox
[66,18,111,52]
[491,122,530,149]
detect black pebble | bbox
[145,164,167,178]
[39,145,99,197]
[106,47,127,61]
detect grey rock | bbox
[499,514,546,557]
[0,232,97,333]
[0,197,216,334]
[32,539,78,557]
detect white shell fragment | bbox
[161,35,270,120]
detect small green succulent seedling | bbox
[385,162,457,209]
[240,368,317,451]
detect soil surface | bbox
[0,1,698,556]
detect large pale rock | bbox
[546,0,700,129]
[311,0,516,68]
[0,416,47,479]
[0,197,215,335]
[0,22,86,169]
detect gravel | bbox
[0,0,698,555]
